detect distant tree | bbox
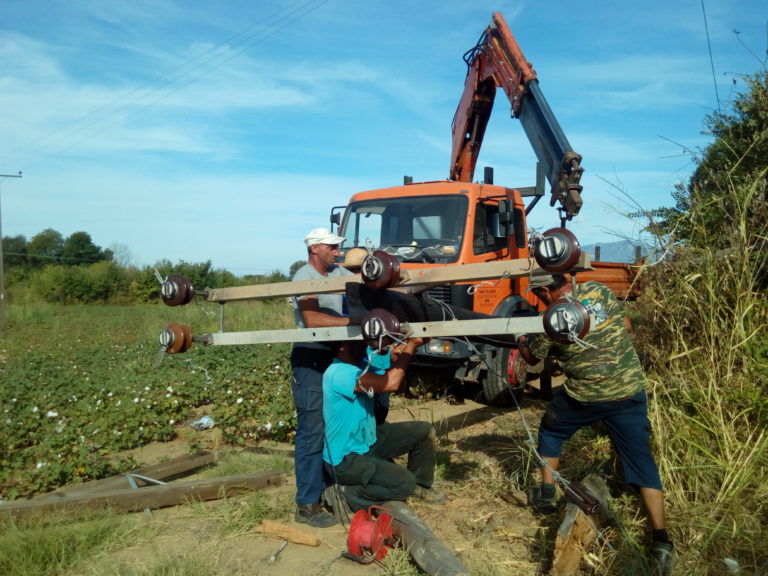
[130,264,165,302]
[210,268,238,288]
[27,228,64,267]
[108,242,133,267]
[2,234,28,268]
[129,259,237,303]
[61,231,110,266]
[89,261,128,301]
[33,261,129,303]
[269,269,290,283]
[289,260,307,278]
[173,260,215,291]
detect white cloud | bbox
[1,0,765,276]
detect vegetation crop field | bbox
[0,301,297,499]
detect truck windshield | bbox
[341,195,467,264]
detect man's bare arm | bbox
[298,296,352,327]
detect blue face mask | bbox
[365,347,391,373]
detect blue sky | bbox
[1,0,766,275]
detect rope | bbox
[439,332,616,550]
[466,269,515,295]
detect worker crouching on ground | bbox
[322,337,447,514]
[518,274,676,575]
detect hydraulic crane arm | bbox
[450,12,583,220]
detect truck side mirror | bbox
[513,208,526,248]
[498,199,512,237]
[329,208,345,234]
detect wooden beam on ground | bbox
[30,451,217,502]
[551,475,611,576]
[0,470,285,521]
[204,254,593,303]
[256,519,321,547]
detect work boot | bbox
[411,485,448,504]
[294,503,337,528]
[321,484,352,524]
[650,540,677,576]
[527,483,557,514]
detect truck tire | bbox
[482,347,527,407]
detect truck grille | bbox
[427,285,453,305]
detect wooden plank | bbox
[0,470,285,521]
[204,254,593,303]
[552,475,611,576]
[30,451,216,501]
[397,253,591,286]
[256,519,321,547]
[399,316,543,338]
[206,325,362,345]
[207,274,361,302]
[202,316,545,347]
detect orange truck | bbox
[329,13,641,405]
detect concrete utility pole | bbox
[0,172,23,321]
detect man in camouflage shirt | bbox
[518,274,675,575]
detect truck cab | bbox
[333,179,541,404]
[336,179,537,314]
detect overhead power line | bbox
[6,0,330,171]
[701,0,722,115]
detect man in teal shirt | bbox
[322,338,446,512]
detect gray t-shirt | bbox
[291,263,353,350]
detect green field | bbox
[0,301,296,499]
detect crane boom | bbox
[450,12,583,219]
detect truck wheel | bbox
[483,348,527,407]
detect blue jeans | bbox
[291,346,334,506]
[538,387,662,490]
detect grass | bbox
[196,451,295,535]
[0,452,299,576]
[627,170,768,574]
[0,511,142,576]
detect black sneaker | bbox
[651,541,676,576]
[294,503,337,528]
[527,484,557,514]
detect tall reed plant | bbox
[632,169,767,573]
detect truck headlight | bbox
[426,339,453,355]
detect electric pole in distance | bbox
[0,171,23,322]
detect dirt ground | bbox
[69,392,560,575]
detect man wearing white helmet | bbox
[289,227,356,527]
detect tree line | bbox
[3,228,305,305]
[4,228,113,268]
